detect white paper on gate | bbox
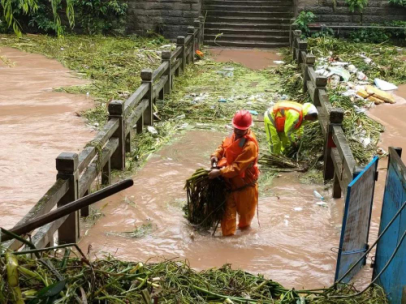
[374,78,398,91]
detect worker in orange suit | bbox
[209,110,259,236]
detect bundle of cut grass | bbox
[0,245,390,304]
[259,153,308,172]
[184,168,227,231]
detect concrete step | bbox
[205,16,292,24]
[204,39,288,48]
[204,10,294,18]
[205,33,289,42]
[205,22,291,30]
[205,28,290,36]
[204,0,293,5]
[203,5,294,12]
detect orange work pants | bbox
[221,184,258,236]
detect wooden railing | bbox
[290,29,360,199]
[3,18,204,250]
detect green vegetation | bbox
[389,0,406,6]
[345,0,368,12]
[293,11,316,37]
[0,0,127,36]
[0,247,389,303]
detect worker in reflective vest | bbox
[264,101,318,154]
[209,110,259,236]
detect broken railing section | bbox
[290,29,359,199]
[3,18,204,250]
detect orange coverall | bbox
[211,130,259,236]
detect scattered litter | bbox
[280,94,289,100]
[284,219,289,226]
[284,215,290,219]
[294,207,303,211]
[194,60,207,66]
[147,126,158,135]
[366,85,395,104]
[160,44,172,49]
[342,89,357,97]
[248,110,258,115]
[314,190,324,201]
[176,114,185,119]
[357,71,368,81]
[273,60,285,65]
[316,202,328,207]
[217,66,234,77]
[329,75,341,88]
[353,105,367,114]
[364,57,373,65]
[328,67,351,82]
[93,122,99,127]
[374,78,398,91]
[331,62,349,66]
[218,98,227,103]
[347,65,358,74]
[377,148,388,156]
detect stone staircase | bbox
[203,0,294,48]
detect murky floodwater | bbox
[2,45,405,289]
[80,130,343,289]
[0,47,94,229]
[209,48,283,70]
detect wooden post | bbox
[162,51,172,94]
[108,100,125,170]
[333,174,342,199]
[137,114,144,134]
[188,26,195,64]
[303,54,315,93]
[292,30,301,61]
[81,190,89,217]
[56,152,79,244]
[177,36,186,74]
[194,19,200,47]
[324,109,344,186]
[125,131,131,154]
[199,16,205,46]
[141,69,153,126]
[102,159,111,185]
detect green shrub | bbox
[293,11,316,37]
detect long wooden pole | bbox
[1,179,133,243]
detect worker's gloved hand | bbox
[210,156,218,168]
[208,169,221,179]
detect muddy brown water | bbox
[80,130,343,289]
[209,48,284,70]
[80,86,406,289]
[0,47,94,229]
[2,45,406,289]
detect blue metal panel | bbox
[335,156,379,283]
[374,148,406,304]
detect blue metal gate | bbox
[374,147,406,304]
[335,156,379,283]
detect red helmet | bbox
[232,110,252,130]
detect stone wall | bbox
[295,0,406,24]
[126,0,201,39]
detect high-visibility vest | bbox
[217,132,259,180]
[272,101,304,132]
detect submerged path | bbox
[0,47,94,229]
[79,129,341,289]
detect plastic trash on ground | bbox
[328,66,351,82]
[374,78,398,91]
[347,64,358,74]
[218,98,227,103]
[330,75,340,88]
[273,60,285,65]
[314,190,324,201]
[331,62,349,66]
[357,71,368,81]
[366,85,395,104]
[147,126,158,135]
[248,110,259,115]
